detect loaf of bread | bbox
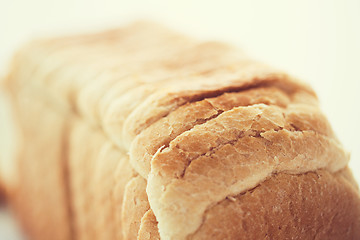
[1,21,359,240]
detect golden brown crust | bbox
[112,149,137,240]
[138,210,160,240]
[130,87,291,178]
[128,168,360,240]
[121,69,314,150]
[1,22,359,240]
[146,94,348,239]
[121,176,150,240]
[189,168,360,240]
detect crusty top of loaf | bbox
[5,22,351,240]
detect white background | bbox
[0,0,359,238]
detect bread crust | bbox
[1,22,359,240]
[139,168,360,240]
[189,168,360,240]
[138,210,160,240]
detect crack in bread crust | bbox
[147,102,349,240]
[153,101,340,179]
[130,86,293,178]
[123,73,315,148]
[177,128,334,179]
[152,128,347,238]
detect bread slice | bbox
[2,21,359,240]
